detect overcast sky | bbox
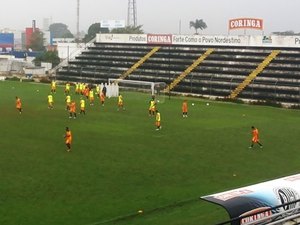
[0,0,299,35]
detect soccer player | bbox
[80,98,86,115]
[15,96,22,114]
[84,86,89,99]
[155,110,161,130]
[64,127,72,152]
[65,82,71,95]
[249,126,263,149]
[65,94,71,110]
[96,84,100,98]
[75,82,80,95]
[102,85,107,97]
[117,94,124,111]
[89,88,94,106]
[47,93,54,109]
[51,80,56,93]
[69,101,77,119]
[182,99,188,117]
[148,96,156,116]
[100,91,105,106]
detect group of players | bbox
[15,80,263,151]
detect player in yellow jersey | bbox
[75,82,80,95]
[148,96,156,116]
[47,93,54,109]
[65,82,71,95]
[79,83,84,95]
[80,98,86,115]
[117,94,124,111]
[65,94,71,110]
[89,89,94,106]
[51,80,56,93]
[96,85,100,98]
[155,110,161,130]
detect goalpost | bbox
[108,78,167,103]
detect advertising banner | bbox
[96,34,147,44]
[0,33,14,48]
[172,35,249,46]
[229,18,263,30]
[201,174,300,225]
[96,34,300,48]
[147,34,172,45]
[100,20,126,28]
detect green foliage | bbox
[49,23,74,38]
[83,23,109,42]
[33,50,60,67]
[189,19,207,34]
[111,25,144,34]
[28,30,45,51]
[1,81,300,225]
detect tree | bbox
[83,23,109,42]
[33,50,60,67]
[28,30,45,51]
[49,23,74,38]
[189,19,207,34]
[111,25,144,34]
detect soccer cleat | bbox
[248,146,253,149]
[260,146,263,149]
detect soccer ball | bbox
[157,100,160,103]
[192,103,195,106]
[206,103,209,106]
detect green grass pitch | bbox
[1,80,300,225]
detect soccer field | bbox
[1,80,300,225]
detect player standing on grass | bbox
[65,94,71,110]
[80,98,86,115]
[51,80,56,93]
[155,110,161,130]
[182,99,188,118]
[65,82,71,95]
[64,127,72,152]
[117,94,124,111]
[47,93,54,109]
[69,101,77,119]
[100,91,105,106]
[148,96,156,116]
[15,96,22,114]
[89,88,94,106]
[249,126,263,149]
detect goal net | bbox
[108,79,167,103]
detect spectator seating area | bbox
[56,42,300,105]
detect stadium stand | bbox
[56,41,300,105]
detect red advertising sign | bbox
[229,18,263,30]
[147,34,172,45]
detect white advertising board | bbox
[202,173,300,224]
[96,34,300,48]
[100,20,126,28]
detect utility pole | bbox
[76,0,80,40]
[127,0,137,27]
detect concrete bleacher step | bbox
[164,48,214,92]
[229,50,280,99]
[114,46,161,83]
